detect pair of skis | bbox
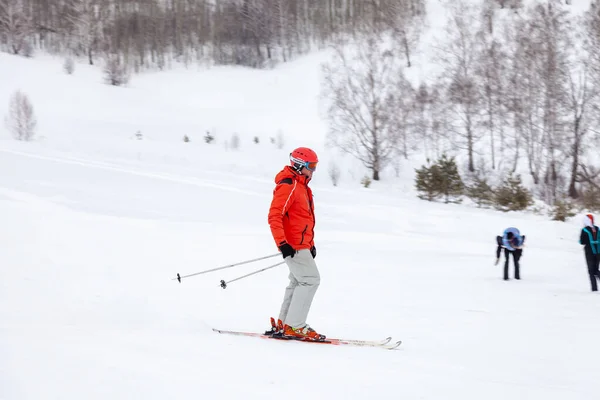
[212,328,402,350]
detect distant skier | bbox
[579,214,600,292]
[495,227,525,280]
[266,147,324,341]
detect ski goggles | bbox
[304,161,318,171]
[291,155,318,171]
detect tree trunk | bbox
[402,33,411,68]
[568,125,581,199]
[466,113,474,172]
[486,79,496,169]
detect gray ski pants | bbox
[278,249,320,328]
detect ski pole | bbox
[220,260,285,289]
[174,253,280,283]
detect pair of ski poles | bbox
[173,253,285,289]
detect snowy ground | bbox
[1,137,599,400]
[2,1,600,397]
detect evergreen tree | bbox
[466,176,494,208]
[415,162,437,201]
[415,154,464,203]
[435,153,463,203]
[552,200,576,221]
[494,174,533,211]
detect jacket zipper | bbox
[299,225,308,245]
[309,197,315,245]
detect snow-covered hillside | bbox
[2,114,599,400]
[2,1,600,400]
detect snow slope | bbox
[1,134,598,400]
[2,1,600,398]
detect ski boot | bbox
[283,324,326,341]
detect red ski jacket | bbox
[268,166,315,250]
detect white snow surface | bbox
[1,1,600,398]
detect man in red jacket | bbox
[267,147,324,341]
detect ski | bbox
[212,328,401,350]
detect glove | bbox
[310,245,317,259]
[278,242,296,259]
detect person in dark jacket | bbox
[579,214,600,292]
[495,227,525,280]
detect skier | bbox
[579,214,600,292]
[266,147,324,341]
[495,227,525,280]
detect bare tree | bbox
[5,90,37,141]
[498,14,524,174]
[567,5,600,199]
[522,1,571,204]
[414,82,432,158]
[475,1,511,170]
[377,0,424,68]
[64,0,104,65]
[435,1,482,172]
[393,70,415,159]
[322,35,401,180]
[564,58,599,199]
[506,17,544,182]
[0,0,32,55]
[0,0,427,72]
[413,81,450,160]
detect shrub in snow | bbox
[552,200,576,222]
[5,90,37,141]
[581,184,600,212]
[63,57,75,75]
[230,133,240,149]
[103,55,130,86]
[361,175,371,188]
[275,130,285,149]
[183,135,190,142]
[253,136,259,144]
[494,174,533,212]
[204,131,214,144]
[21,41,34,58]
[329,162,341,187]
